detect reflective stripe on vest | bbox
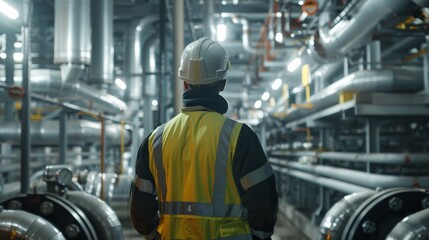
[153,123,167,200]
[240,161,273,191]
[152,118,247,218]
[133,174,156,195]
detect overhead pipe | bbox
[0,209,66,240]
[232,17,265,55]
[89,0,114,87]
[65,191,123,240]
[123,15,158,119]
[271,158,429,189]
[54,0,91,83]
[320,191,375,240]
[0,69,126,114]
[203,0,216,39]
[386,208,429,240]
[273,67,424,120]
[309,0,421,62]
[0,120,131,146]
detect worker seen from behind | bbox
[129,37,278,239]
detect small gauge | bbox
[56,168,73,186]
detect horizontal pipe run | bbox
[270,151,429,165]
[272,165,371,194]
[271,158,429,189]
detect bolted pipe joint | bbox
[388,197,403,211]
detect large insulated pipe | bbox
[54,0,91,82]
[173,0,184,115]
[203,0,216,39]
[124,15,158,119]
[275,67,424,120]
[320,191,375,240]
[386,208,429,240]
[1,69,126,114]
[0,120,131,146]
[89,0,113,86]
[65,191,123,240]
[143,34,159,137]
[0,208,66,240]
[309,0,420,62]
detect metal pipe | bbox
[173,0,184,115]
[386,208,429,240]
[54,0,91,84]
[272,165,371,194]
[0,120,131,146]
[320,191,375,240]
[0,209,66,240]
[274,68,424,119]
[65,191,123,240]
[270,151,429,165]
[203,0,216,39]
[4,33,15,121]
[309,0,420,62]
[20,0,32,194]
[59,110,67,164]
[271,159,429,189]
[1,69,127,114]
[425,35,429,91]
[89,0,114,86]
[232,17,265,55]
[143,34,158,137]
[158,0,166,124]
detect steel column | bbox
[59,110,67,164]
[173,0,184,115]
[5,33,15,121]
[424,35,429,90]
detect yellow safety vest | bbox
[148,110,252,239]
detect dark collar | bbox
[182,89,228,114]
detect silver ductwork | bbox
[309,0,420,62]
[89,0,114,86]
[54,0,91,82]
[124,15,158,119]
[387,208,429,240]
[0,69,126,114]
[275,67,424,120]
[0,120,131,146]
[65,191,123,240]
[0,209,66,240]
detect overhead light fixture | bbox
[271,78,282,90]
[287,57,301,72]
[275,32,283,43]
[261,92,270,101]
[298,0,304,5]
[216,23,226,42]
[13,52,23,62]
[254,100,262,109]
[14,42,22,48]
[0,0,19,20]
[292,87,302,93]
[221,0,227,5]
[115,78,127,90]
[152,100,158,106]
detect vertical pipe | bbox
[203,0,215,40]
[100,117,105,201]
[366,40,381,70]
[20,0,32,194]
[158,0,166,124]
[89,0,114,86]
[5,33,15,121]
[424,35,429,90]
[343,57,348,77]
[173,0,184,115]
[59,110,67,165]
[365,118,379,172]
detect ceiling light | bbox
[275,32,283,43]
[115,78,127,90]
[216,23,226,42]
[292,87,302,93]
[254,100,262,109]
[0,0,19,20]
[0,53,6,59]
[13,53,23,62]
[276,12,282,18]
[287,57,301,72]
[298,0,304,5]
[152,100,158,106]
[271,78,282,90]
[14,42,22,48]
[221,0,227,5]
[261,92,270,101]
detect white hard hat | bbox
[178,38,230,85]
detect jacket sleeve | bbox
[129,134,160,238]
[233,124,278,240]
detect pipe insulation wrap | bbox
[0,120,131,146]
[0,209,66,240]
[387,208,429,240]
